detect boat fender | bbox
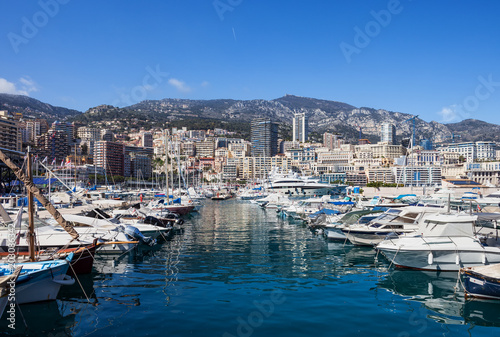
[53,275,75,286]
[482,253,486,264]
[428,252,433,265]
[455,254,460,265]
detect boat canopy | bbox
[328,201,356,205]
[308,209,341,217]
[394,194,417,200]
[339,209,384,225]
[420,214,478,237]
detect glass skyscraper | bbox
[251,118,278,157]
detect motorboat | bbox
[324,211,382,241]
[236,187,267,200]
[146,198,195,215]
[376,213,500,271]
[342,206,445,246]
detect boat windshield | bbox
[390,212,420,224]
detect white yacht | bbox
[376,213,500,271]
[264,169,340,196]
[342,206,445,246]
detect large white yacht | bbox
[264,169,340,196]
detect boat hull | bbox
[12,260,72,304]
[343,230,402,246]
[325,228,347,241]
[462,266,500,300]
[152,205,195,215]
[379,246,500,271]
[0,244,97,275]
[268,186,333,197]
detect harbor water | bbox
[2,199,500,336]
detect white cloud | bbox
[19,76,38,93]
[437,105,461,123]
[201,81,210,88]
[168,78,191,93]
[0,78,20,95]
[0,77,38,96]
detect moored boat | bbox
[377,213,500,271]
[0,254,74,304]
[461,263,500,300]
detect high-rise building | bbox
[141,132,153,148]
[101,129,114,142]
[380,123,396,145]
[35,130,70,162]
[195,139,215,158]
[78,127,101,142]
[292,113,308,143]
[130,154,152,179]
[0,111,21,152]
[323,133,344,150]
[26,120,41,143]
[94,141,125,176]
[251,118,278,157]
[51,121,73,145]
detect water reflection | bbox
[377,270,500,327]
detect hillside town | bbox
[1,109,499,191]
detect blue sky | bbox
[1,0,500,125]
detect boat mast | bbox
[0,149,79,240]
[27,147,36,262]
[164,129,170,205]
[74,145,77,191]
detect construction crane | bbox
[447,132,462,143]
[402,115,419,148]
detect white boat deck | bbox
[466,263,500,279]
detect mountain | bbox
[3,93,497,144]
[0,93,81,121]
[122,95,456,143]
[446,119,500,143]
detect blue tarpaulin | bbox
[308,209,341,217]
[252,187,262,191]
[394,194,417,200]
[328,201,356,205]
[154,194,174,198]
[17,197,43,207]
[372,206,389,212]
[8,178,57,186]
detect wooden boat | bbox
[461,264,500,300]
[0,243,97,275]
[0,255,74,304]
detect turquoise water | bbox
[2,199,500,336]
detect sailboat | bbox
[0,148,76,304]
[154,131,195,215]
